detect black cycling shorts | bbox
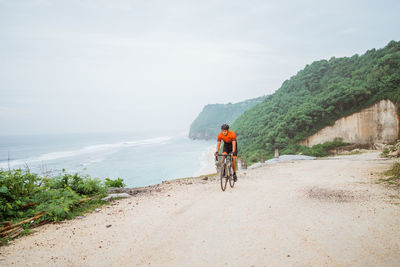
[223,142,238,156]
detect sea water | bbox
[0,132,216,188]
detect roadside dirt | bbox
[1,152,399,266]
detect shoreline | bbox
[193,145,216,177]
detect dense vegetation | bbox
[0,169,124,243]
[232,40,400,163]
[189,96,265,140]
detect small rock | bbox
[94,208,101,212]
[106,224,112,228]
[202,176,208,180]
[75,216,85,219]
[374,143,386,150]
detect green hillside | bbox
[189,96,266,140]
[232,40,400,163]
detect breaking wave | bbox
[0,136,172,169]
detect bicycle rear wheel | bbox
[220,163,228,191]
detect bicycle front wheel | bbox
[228,164,235,188]
[220,163,228,191]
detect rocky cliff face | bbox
[300,100,399,147]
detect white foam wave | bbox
[0,136,172,169]
[81,156,108,166]
[193,145,217,176]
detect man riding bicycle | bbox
[215,124,238,182]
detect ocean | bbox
[0,132,216,188]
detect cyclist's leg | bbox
[232,143,238,181]
[232,156,237,173]
[231,157,238,182]
[231,142,238,173]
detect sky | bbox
[1,0,399,136]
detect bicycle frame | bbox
[215,153,233,164]
[215,153,235,191]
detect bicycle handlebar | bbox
[215,153,233,161]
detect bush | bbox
[104,178,126,188]
[0,169,108,222]
[0,169,40,221]
[44,171,106,196]
[299,138,349,157]
[302,145,330,157]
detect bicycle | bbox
[215,153,235,191]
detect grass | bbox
[379,163,400,186]
[337,149,364,156]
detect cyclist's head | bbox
[221,124,229,130]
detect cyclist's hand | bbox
[214,152,219,157]
[233,151,237,156]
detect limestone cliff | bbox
[300,100,399,147]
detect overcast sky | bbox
[1,0,399,135]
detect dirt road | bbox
[1,152,399,266]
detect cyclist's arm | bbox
[232,140,237,153]
[216,141,221,154]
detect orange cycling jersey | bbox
[217,131,237,144]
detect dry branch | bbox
[9,227,24,239]
[0,212,44,234]
[30,219,51,229]
[1,226,23,237]
[0,221,12,226]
